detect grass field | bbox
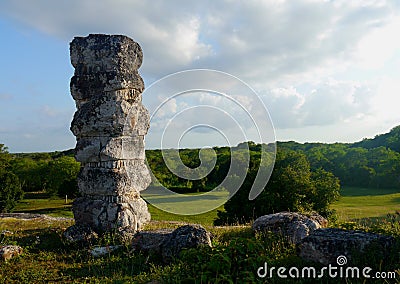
[142,188,229,216]
[14,186,400,225]
[331,186,400,222]
[13,192,222,226]
[14,192,73,218]
[2,188,399,282]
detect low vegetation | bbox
[1,207,399,283]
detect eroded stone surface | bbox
[298,228,395,265]
[252,212,328,244]
[63,224,99,246]
[132,225,212,263]
[0,245,23,262]
[133,229,174,254]
[90,245,122,257]
[161,225,212,263]
[64,34,151,242]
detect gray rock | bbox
[0,230,13,237]
[70,34,143,73]
[70,72,144,102]
[133,229,174,254]
[72,196,150,233]
[100,136,146,161]
[90,245,122,257]
[70,96,137,137]
[75,136,147,163]
[132,225,212,263]
[63,224,98,246]
[298,228,395,265]
[66,34,151,240]
[115,227,138,244]
[0,245,23,262]
[161,224,212,263]
[252,212,327,244]
[77,163,151,196]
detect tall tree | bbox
[46,156,80,197]
[215,148,339,225]
[0,144,24,212]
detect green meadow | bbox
[13,191,224,226]
[14,186,400,224]
[1,187,399,283]
[331,186,400,222]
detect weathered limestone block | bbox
[161,225,212,263]
[132,229,174,254]
[132,225,212,263]
[298,228,395,265]
[71,71,144,102]
[63,224,98,246]
[71,98,149,138]
[0,245,23,262]
[70,97,130,137]
[70,34,143,73]
[64,34,151,241]
[72,196,151,233]
[100,136,146,161]
[77,162,151,196]
[252,212,328,244]
[75,136,146,163]
[90,245,122,257]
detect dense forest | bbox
[279,125,400,189]
[1,125,399,216]
[148,125,400,192]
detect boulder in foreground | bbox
[133,224,212,263]
[252,212,327,244]
[298,228,395,265]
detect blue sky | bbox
[1,0,400,152]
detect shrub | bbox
[0,170,24,212]
[215,149,340,225]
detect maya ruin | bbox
[65,34,151,240]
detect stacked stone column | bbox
[69,34,151,234]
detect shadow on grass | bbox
[63,250,154,281]
[7,228,67,253]
[341,187,400,197]
[17,206,73,217]
[144,194,223,205]
[23,192,52,199]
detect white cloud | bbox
[0,0,396,81]
[155,97,177,118]
[0,0,399,148]
[372,76,400,123]
[300,80,372,125]
[354,14,400,69]
[263,80,374,128]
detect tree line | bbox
[0,145,79,212]
[279,128,400,190]
[1,125,399,217]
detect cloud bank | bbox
[0,0,399,150]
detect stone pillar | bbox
[67,34,151,237]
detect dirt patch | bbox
[0,213,73,221]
